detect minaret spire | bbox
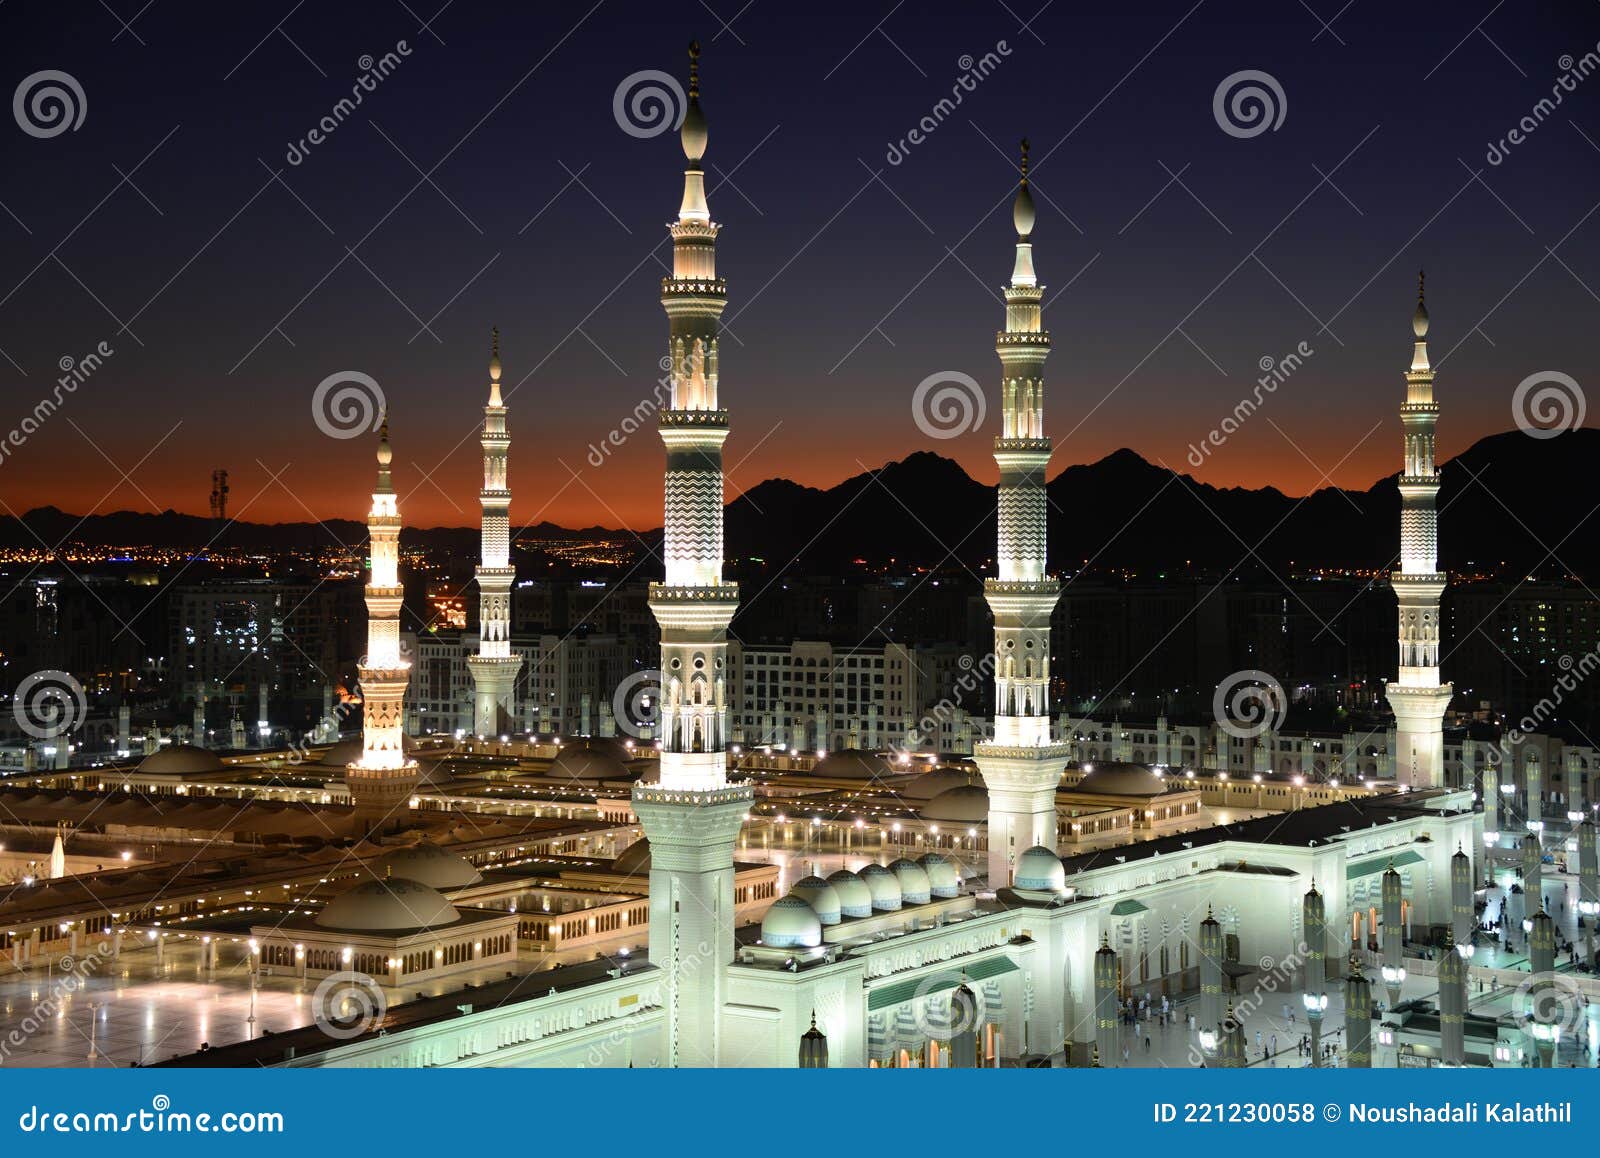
[630,40,750,1069]
[974,138,1072,926]
[1386,273,1452,788]
[348,417,418,832]
[469,327,522,738]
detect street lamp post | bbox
[1344,956,1372,1068]
[1527,908,1556,1068]
[1438,928,1466,1066]
[1578,817,1598,970]
[1381,861,1405,1008]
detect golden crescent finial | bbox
[688,40,701,99]
[1019,137,1030,184]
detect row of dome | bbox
[759,844,1070,949]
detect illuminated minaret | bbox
[973,140,1071,888]
[468,329,522,737]
[347,418,418,831]
[629,42,751,1068]
[1386,273,1452,789]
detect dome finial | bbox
[680,40,708,167]
[688,39,701,100]
[489,325,502,385]
[1019,137,1030,185]
[1412,269,1429,338]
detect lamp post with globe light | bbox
[1526,908,1557,1067]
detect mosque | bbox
[7,44,1591,1072]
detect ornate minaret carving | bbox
[974,140,1071,897]
[629,42,751,1068]
[348,418,418,831]
[1386,273,1452,789]
[468,328,523,737]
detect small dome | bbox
[375,840,481,890]
[611,839,651,877]
[1073,761,1167,798]
[790,876,841,925]
[858,862,902,911]
[761,895,821,948]
[888,858,931,904]
[900,768,975,801]
[826,869,872,918]
[810,748,891,781]
[921,783,989,823]
[546,741,630,785]
[918,852,962,898]
[316,877,460,932]
[138,744,225,776]
[1014,845,1066,893]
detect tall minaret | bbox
[973,140,1071,889]
[468,328,522,737]
[629,42,751,1068]
[1386,273,1452,789]
[347,417,419,831]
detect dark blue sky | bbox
[2,0,1597,527]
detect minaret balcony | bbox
[995,331,1051,349]
[660,277,726,297]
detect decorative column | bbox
[468,329,523,738]
[1380,861,1406,1007]
[1386,274,1452,788]
[1198,906,1224,1061]
[1578,817,1597,966]
[1344,957,1372,1067]
[1451,843,1475,963]
[1302,883,1327,1065]
[1093,933,1118,1066]
[347,419,419,832]
[798,1012,828,1068]
[973,140,1071,888]
[629,43,752,1069]
[1438,928,1466,1066]
[1522,829,1543,913]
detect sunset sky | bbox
[1,2,1597,530]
